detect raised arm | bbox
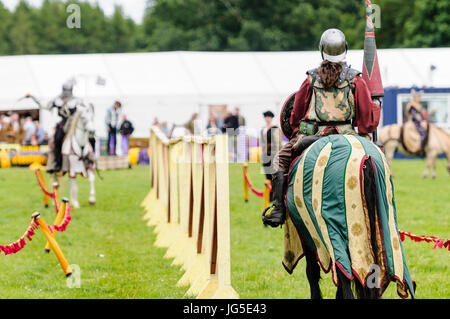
[25,94,61,111]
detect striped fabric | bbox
[96,155,129,170]
[284,134,415,298]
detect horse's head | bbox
[79,102,95,137]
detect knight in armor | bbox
[26,80,83,173]
[263,29,381,228]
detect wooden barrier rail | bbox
[141,127,238,299]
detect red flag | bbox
[362,0,384,98]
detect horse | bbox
[282,134,415,299]
[378,123,450,178]
[59,102,97,208]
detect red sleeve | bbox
[353,76,381,134]
[289,78,312,137]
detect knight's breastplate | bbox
[307,78,355,123]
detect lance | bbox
[362,0,383,142]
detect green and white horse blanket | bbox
[283,134,415,298]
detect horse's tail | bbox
[354,156,380,299]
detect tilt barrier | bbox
[141,126,239,299]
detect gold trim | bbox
[310,142,337,283]
[343,135,374,281]
[293,144,331,270]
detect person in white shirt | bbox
[105,100,122,155]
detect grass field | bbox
[0,159,448,299]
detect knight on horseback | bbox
[263,28,381,228]
[26,80,97,208]
[26,80,83,173]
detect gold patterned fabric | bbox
[284,134,415,298]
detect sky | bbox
[2,0,148,24]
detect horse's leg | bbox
[68,177,80,209]
[385,141,396,166]
[447,150,450,175]
[423,150,437,179]
[432,153,437,179]
[304,248,322,299]
[88,169,96,205]
[423,153,432,179]
[336,268,354,299]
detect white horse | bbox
[61,102,97,208]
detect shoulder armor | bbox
[53,97,64,108]
[306,68,320,81]
[339,64,361,83]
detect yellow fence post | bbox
[263,179,271,209]
[210,134,239,299]
[171,137,194,268]
[33,212,72,277]
[52,182,61,212]
[35,169,50,208]
[177,139,207,290]
[243,163,249,202]
[44,198,68,253]
[144,132,158,222]
[196,141,219,298]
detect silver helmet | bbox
[62,80,74,98]
[319,28,348,63]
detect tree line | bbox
[0,0,448,55]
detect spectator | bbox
[119,114,134,155]
[23,116,36,144]
[6,113,25,144]
[152,117,160,128]
[34,120,46,145]
[105,100,122,155]
[42,132,49,145]
[235,107,246,127]
[0,115,9,142]
[0,114,4,131]
[30,134,39,146]
[260,111,282,181]
[185,113,199,135]
[160,121,170,136]
[206,115,221,136]
[222,112,239,133]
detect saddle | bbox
[291,135,321,160]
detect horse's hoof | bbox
[89,201,96,206]
[72,202,80,209]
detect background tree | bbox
[0,0,448,55]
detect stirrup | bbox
[262,205,285,228]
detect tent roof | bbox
[0,48,448,105]
[0,48,448,137]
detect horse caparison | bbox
[304,157,380,299]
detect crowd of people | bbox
[0,112,48,146]
[182,107,247,137]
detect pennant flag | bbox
[362,0,384,98]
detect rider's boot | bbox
[262,171,286,228]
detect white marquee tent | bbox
[0,48,449,137]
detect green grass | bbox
[0,159,448,298]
